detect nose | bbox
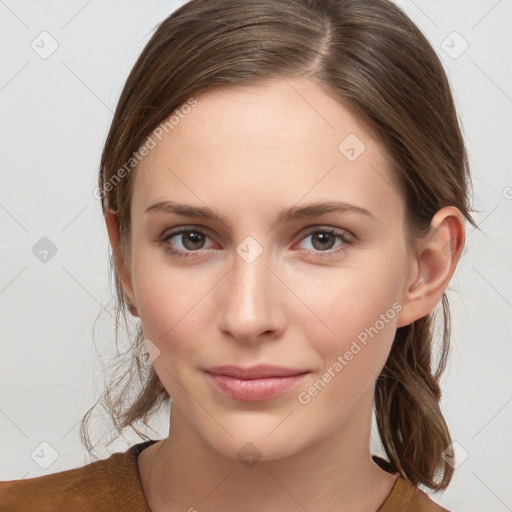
[217,245,287,344]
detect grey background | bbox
[1,1,511,510]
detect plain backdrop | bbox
[1,1,511,510]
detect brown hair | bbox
[81,0,477,492]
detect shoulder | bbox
[378,476,451,512]
[0,441,155,512]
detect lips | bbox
[204,364,309,379]
[204,364,310,402]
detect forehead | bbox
[132,77,404,224]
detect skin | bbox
[105,77,465,512]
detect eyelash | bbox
[155,226,355,260]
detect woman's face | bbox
[126,77,417,460]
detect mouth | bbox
[204,364,310,402]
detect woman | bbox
[0,0,475,510]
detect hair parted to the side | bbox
[80,0,477,492]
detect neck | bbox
[138,389,398,512]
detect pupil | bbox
[314,232,334,250]
[184,232,204,249]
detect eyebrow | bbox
[145,200,376,224]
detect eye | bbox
[156,226,355,259]
[156,228,216,258]
[296,228,353,257]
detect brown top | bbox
[0,439,449,511]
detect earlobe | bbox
[105,209,139,316]
[396,206,465,328]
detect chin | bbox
[197,418,312,465]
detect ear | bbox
[396,206,466,328]
[105,208,139,317]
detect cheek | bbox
[132,266,209,401]
[331,281,400,348]
[299,259,403,349]
[294,253,405,402]
[294,281,401,426]
[135,271,206,346]
[131,247,187,339]
[130,247,223,376]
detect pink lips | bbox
[204,364,309,402]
